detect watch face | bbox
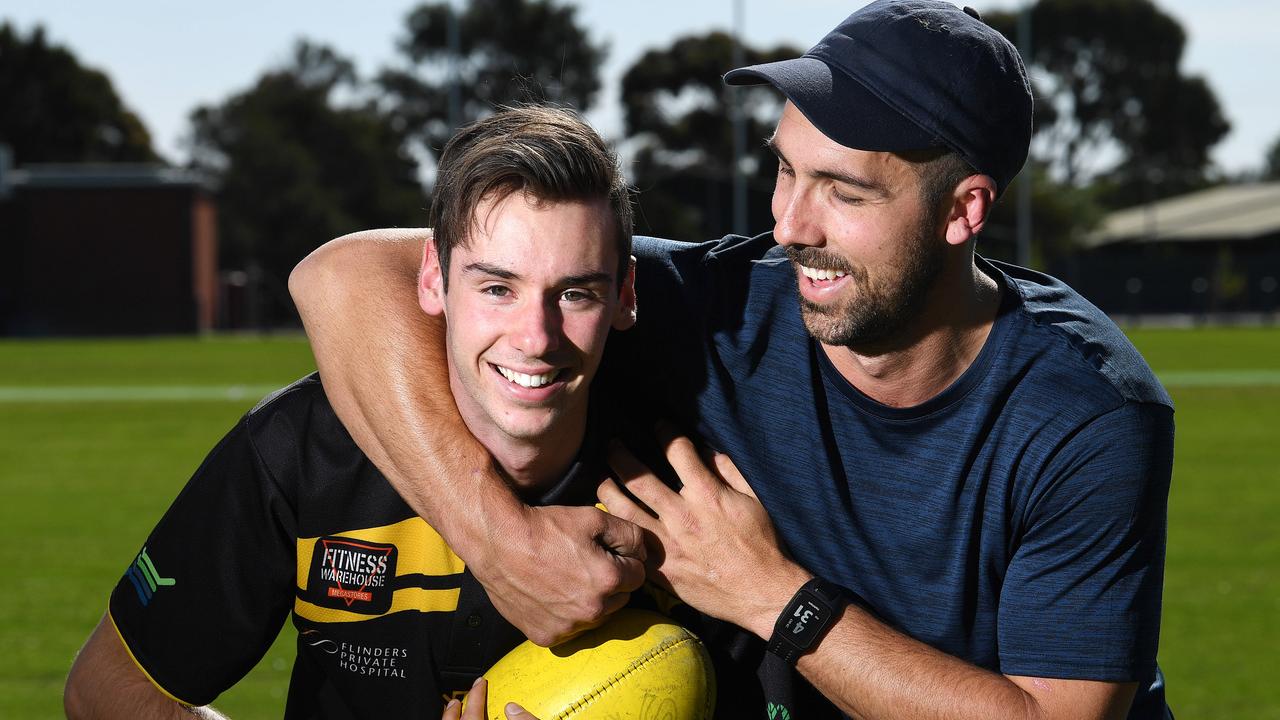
[781,593,829,648]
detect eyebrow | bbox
[462,262,614,287]
[766,136,891,198]
[463,262,518,280]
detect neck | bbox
[447,371,585,499]
[821,256,1001,408]
[481,421,583,499]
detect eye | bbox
[832,187,863,205]
[777,162,795,178]
[560,288,594,303]
[481,285,511,298]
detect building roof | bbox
[1084,182,1280,248]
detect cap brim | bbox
[725,57,939,153]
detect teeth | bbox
[799,264,848,282]
[496,365,557,388]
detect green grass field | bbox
[1,330,1277,718]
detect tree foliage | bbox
[377,0,606,162]
[620,32,801,240]
[985,0,1230,207]
[0,22,156,165]
[188,41,424,325]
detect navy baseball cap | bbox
[725,0,1033,196]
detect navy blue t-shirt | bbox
[608,234,1175,718]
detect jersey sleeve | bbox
[107,416,298,706]
[997,401,1174,680]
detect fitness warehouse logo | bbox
[124,547,175,606]
[308,537,397,615]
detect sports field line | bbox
[2,370,1279,403]
[0,385,282,402]
[1155,370,1280,388]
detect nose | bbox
[511,298,562,358]
[772,183,822,249]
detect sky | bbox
[4,0,1277,176]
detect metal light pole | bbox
[1016,3,1033,267]
[730,0,749,235]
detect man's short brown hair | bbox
[429,106,633,288]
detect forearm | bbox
[289,229,524,553]
[746,571,1133,720]
[65,614,230,720]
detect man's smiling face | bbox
[769,102,947,349]
[420,190,635,449]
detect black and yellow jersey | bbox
[108,373,605,718]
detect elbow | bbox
[288,239,338,315]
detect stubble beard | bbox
[789,216,945,350]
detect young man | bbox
[290,2,1175,718]
[63,106,642,719]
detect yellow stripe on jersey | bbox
[296,516,465,591]
[294,587,462,624]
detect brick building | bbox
[1,158,218,335]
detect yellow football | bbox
[467,609,715,720]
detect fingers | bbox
[602,590,632,617]
[505,702,541,720]
[594,508,647,560]
[597,478,659,532]
[593,507,647,593]
[606,442,682,518]
[712,451,758,499]
[655,425,719,498]
[457,677,486,720]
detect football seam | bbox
[555,635,700,719]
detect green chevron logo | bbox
[124,547,175,606]
[767,702,791,720]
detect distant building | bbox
[0,157,218,336]
[1070,183,1280,317]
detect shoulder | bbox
[989,259,1173,410]
[632,233,783,282]
[240,372,357,467]
[631,233,794,322]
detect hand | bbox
[468,504,647,646]
[443,678,542,720]
[599,430,811,639]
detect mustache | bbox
[785,246,855,275]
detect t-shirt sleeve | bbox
[108,417,298,706]
[608,234,768,412]
[997,401,1174,680]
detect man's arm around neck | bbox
[289,229,646,645]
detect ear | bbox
[418,240,446,316]
[943,174,997,247]
[612,256,638,331]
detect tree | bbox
[985,0,1230,207]
[0,22,157,165]
[377,0,606,164]
[188,41,424,326]
[620,32,802,240]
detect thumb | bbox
[505,702,542,720]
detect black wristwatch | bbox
[766,577,850,664]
